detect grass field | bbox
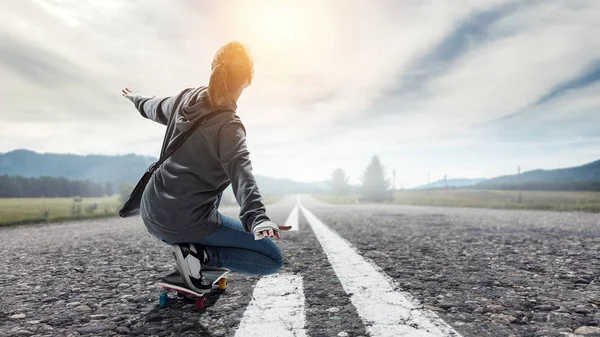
[315,189,600,213]
[0,196,122,227]
[0,194,285,227]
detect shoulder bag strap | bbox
[152,109,233,169]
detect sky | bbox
[0,0,599,188]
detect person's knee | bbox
[260,251,284,275]
[273,252,284,271]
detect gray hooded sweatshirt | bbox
[133,86,270,243]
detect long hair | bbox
[208,41,254,107]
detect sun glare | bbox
[216,1,333,79]
[254,3,307,47]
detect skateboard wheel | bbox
[159,293,168,307]
[195,296,205,310]
[218,277,227,291]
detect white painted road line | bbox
[300,205,462,337]
[285,202,300,231]
[234,274,307,337]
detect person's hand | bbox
[259,224,292,239]
[121,87,154,102]
[253,221,292,240]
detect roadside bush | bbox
[85,203,98,215]
[40,208,50,219]
[71,198,82,218]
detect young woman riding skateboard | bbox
[122,41,291,292]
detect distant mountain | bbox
[0,150,326,195]
[0,150,155,193]
[411,178,486,190]
[474,159,600,191]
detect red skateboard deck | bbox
[157,268,229,309]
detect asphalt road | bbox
[1,195,599,337]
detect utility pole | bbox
[392,170,396,191]
[518,166,522,204]
[427,171,430,193]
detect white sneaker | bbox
[172,243,212,292]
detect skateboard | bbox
[157,268,229,310]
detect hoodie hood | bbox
[176,86,238,132]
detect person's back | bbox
[138,86,258,242]
[121,41,291,293]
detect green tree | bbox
[360,155,392,202]
[329,168,350,195]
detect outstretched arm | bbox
[218,121,291,238]
[122,87,179,126]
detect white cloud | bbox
[526,81,600,124]
[0,0,599,187]
[366,0,600,140]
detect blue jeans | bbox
[196,214,284,275]
[152,213,284,276]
